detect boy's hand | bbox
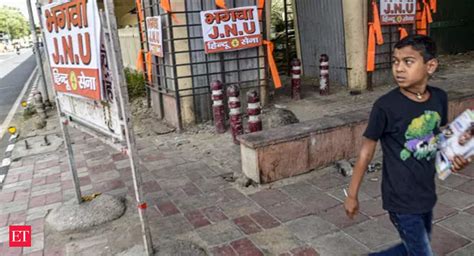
[344,196,359,220]
[451,155,471,173]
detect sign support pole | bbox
[102,1,154,255]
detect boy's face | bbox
[392,46,438,89]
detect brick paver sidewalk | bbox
[1,113,474,255]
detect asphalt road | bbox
[0,50,36,178]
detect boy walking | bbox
[344,35,471,255]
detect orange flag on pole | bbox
[258,0,265,20]
[367,23,376,72]
[160,0,179,23]
[430,0,437,13]
[263,40,281,89]
[136,49,145,72]
[216,0,227,9]
[372,0,384,45]
[146,52,153,83]
[398,27,408,40]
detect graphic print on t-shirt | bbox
[401,111,441,161]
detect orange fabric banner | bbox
[136,49,145,72]
[216,0,227,9]
[146,52,153,83]
[160,0,179,23]
[258,0,265,20]
[399,27,408,40]
[263,40,281,89]
[418,0,433,35]
[372,0,384,45]
[430,0,437,13]
[367,23,376,72]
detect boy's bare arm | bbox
[344,138,378,219]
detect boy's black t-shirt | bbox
[364,86,448,214]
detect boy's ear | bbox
[427,58,439,75]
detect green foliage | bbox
[0,6,30,39]
[124,68,146,100]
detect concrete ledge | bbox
[239,92,474,184]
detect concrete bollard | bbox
[247,90,262,133]
[210,80,226,133]
[319,54,329,95]
[33,90,47,119]
[291,58,302,100]
[227,85,243,145]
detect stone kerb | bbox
[239,92,474,184]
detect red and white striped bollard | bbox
[247,90,262,133]
[227,85,243,144]
[291,58,301,100]
[211,80,226,133]
[319,54,329,95]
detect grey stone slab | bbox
[360,177,382,199]
[0,227,8,243]
[65,234,109,255]
[437,174,470,189]
[196,220,243,246]
[7,165,34,175]
[448,243,474,256]
[359,198,386,217]
[219,198,262,219]
[249,226,304,255]
[31,184,61,197]
[23,233,44,254]
[344,220,399,250]
[319,204,370,229]
[156,214,194,240]
[265,200,311,223]
[309,231,370,256]
[434,203,458,222]
[0,200,28,214]
[285,215,339,241]
[326,186,372,203]
[456,180,474,195]
[439,213,474,240]
[34,166,61,177]
[308,170,348,191]
[1,179,32,192]
[438,190,474,210]
[431,225,471,256]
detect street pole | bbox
[102,1,154,255]
[26,0,52,107]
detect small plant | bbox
[124,68,146,100]
[23,105,36,120]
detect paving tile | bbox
[230,238,263,256]
[0,192,15,203]
[326,186,372,203]
[449,243,474,256]
[0,200,28,214]
[281,182,341,214]
[250,226,304,255]
[23,233,44,254]
[0,214,8,227]
[45,191,63,205]
[431,225,470,256]
[8,211,26,225]
[156,215,194,240]
[308,171,348,190]
[233,216,262,235]
[286,215,338,241]
[457,164,474,178]
[142,180,161,194]
[249,211,280,229]
[434,202,458,222]
[344,220,399,250]
[265,201,310,223]
[27,218,45,235]
[309,231,370,256]
[438,190,474,210]
[456,179,474,195]
[373,214,398,234]
[14,189,31,201]
[290,246,320,256]
[318,204,369,229]
[155,200,180,216]
[249,189,291,208]
[32,177,46,186]
[210,244,237,256]
[437,174,470,189]
[219,198,262,219]
[464,205,474,215]
[202,206,228,223]
[438,213,474,239]
[196,220,243,246]
[359,198,386,217]
[184,209,211,228]
[182,182,202,196]
[360,177,382,198]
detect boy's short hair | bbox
[394,35,437,62]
